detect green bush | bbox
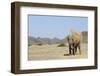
[37,43,42,46]
[57,43,66,47]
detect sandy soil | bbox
[28,43,88,60]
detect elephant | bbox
[67,31,81,55]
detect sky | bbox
[28,15,88,39]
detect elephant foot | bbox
[72,53,74,55]
[64,54,71,56]
[73,52,75,55]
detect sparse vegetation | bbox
[28,44,32,46]
[37,43,42,46]
[57,43,66,47]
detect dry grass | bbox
[28,43,88,60]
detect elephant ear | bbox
[73,32,81,40]
[70,31,82,42]
[67,35,73,44]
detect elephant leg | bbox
[72,48,75,55]
[75,42,79,54]
[69,45,71,55]
[74,43,77,54]
[75,46,77,54]
[78,45,81,54]
[72,44,75,55]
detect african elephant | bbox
[67,32,81,55]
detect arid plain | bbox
[28,43,88,60]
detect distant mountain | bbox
[28,31,88,46]
[28,36,67,46]
[28,36,39,45]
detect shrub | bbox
[37,43,42,46]
[28,44,32,46]
[57,43,66,47]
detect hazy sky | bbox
[28,15,88,39]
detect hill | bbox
[28,31,88,46]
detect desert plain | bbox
[28,43,88,60]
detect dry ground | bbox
[28,43,88,60]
